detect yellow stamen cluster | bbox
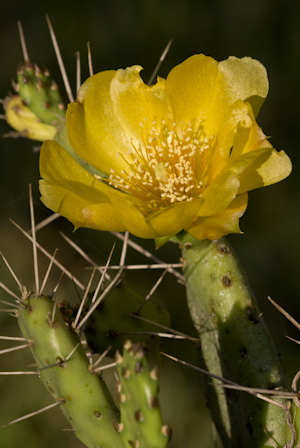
[106,120,213,214]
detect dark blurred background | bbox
[0,0,300,447]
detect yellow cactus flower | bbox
[39,55,292,241]
[5,95,57,141]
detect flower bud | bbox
[4,95,57,141]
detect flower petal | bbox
[165,54,229,136]
[40,181,125,231]
[39,140,127,231]
[197,171,241,216]
[110,67,173,149]
[108,193,201,239]
[236,148,292,193]
[230,104,272,160]
[218,56,269,117]
[187,193,248,240]
[146,200,201,236]
[104,193,157,238]
[66,71,130,176]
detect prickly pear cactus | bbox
[18,293,126,448]
[175,233,288,448]
[1,16,297,448]
[115,340,171,448]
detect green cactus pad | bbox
[115,340,171,448]
[83,283,171,354]
[175,233,287,448]
[18,293,126,448]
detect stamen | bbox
[99,121,212,214]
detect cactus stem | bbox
[45,14,74,103]
[39,341,82,371]
[0,399,63,429]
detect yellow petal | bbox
[40,181,125,231]
[107,194,201,239]
[146,200,201,236]
[39,140,128,231]
[66,71,130,176]
[187,193,248,240]
[230,104,272,160]
[197,171,241,216]
[236,148,292,193]
[110,67,173,150]
[201,100,254,184]
[213,99,253,161]
[103,193,157,238]
[218,56,269,117]
[165,55,229,136]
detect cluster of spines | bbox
[115,340,171,448]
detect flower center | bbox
[105,120,213,215]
